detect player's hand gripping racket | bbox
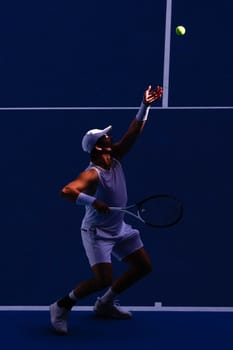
[109,194,183,228]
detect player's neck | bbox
[93,154,112,170]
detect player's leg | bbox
[50,229,114,334]
[112,246,152,293]
[94,230,151,319]
[58,262,113,305]
[93,247,152,319]
[72,262,113,299]
[50,262,113,334]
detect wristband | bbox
[136,101,151,121]
[76,192,96,206]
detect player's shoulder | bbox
[111,157,122,167]
[80,167,99,181]
[85,167,99,175]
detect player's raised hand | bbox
[143,85,163,105]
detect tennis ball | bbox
[176,25,186,36]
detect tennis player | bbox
[50,85,163,334]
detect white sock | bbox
[100,288,117,303]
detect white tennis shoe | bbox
[94,298,132,319]
[50,302,69,335]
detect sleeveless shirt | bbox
[81,158,128,234]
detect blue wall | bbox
[0,0,232,306]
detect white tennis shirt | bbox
[81,158,128,233]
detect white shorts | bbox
[81,222,144,267]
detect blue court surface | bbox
[0,0,233,348]
[1,310,233,350]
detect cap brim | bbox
[82,125,112,153]
[100,125,112,135]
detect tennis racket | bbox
[109,194,183,228]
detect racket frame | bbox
[109,194,183,228]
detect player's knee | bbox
[138,261,152,276]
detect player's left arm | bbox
[112,85,163,159]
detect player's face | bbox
[95,134,113,153]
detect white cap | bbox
[81,125,112,153]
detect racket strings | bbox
[139,197,182,227]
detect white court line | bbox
[162,0,172,108]
[159,106,233,110]
[0,106,232,111]
[0,305,233,312]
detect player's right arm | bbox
[60,169,109,213]
[111,85,163,160]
